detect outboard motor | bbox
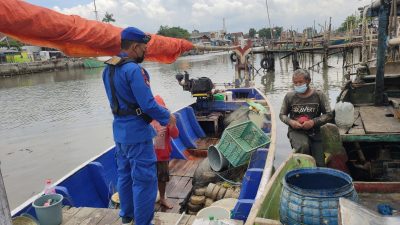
[175,71,191,91]
[176,71,213,95]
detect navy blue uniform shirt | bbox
[102,54,170,144]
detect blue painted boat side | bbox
[231,148,270,221]
[12,87,272,224]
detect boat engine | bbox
[176,71,213,95]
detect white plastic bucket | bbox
[197,206,231,220]
[225,91,233,102]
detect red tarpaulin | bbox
[0,0,194,63]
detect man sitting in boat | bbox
[279,69,333,167]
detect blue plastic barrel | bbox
[279,168,358,225]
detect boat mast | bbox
[93,0,99,21]
[265,0,274,40]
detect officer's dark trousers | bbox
[288,130,325,167]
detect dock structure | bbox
[60,207,244,225]
[60,207,195,225]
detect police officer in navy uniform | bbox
[102,27,176,225]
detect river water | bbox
[0,52,346,209]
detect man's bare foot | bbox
[160,198,173,209]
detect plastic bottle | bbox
[335,102,354,129]
[43,179,56,195]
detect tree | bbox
[102,12,115,23]
[249,28,257,38]
[337,15,361,33]
[0,38,22,50]
[258,27,283,39]
[157,26,190,39]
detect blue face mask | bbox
[294,83,308,94]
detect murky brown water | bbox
[0,52,346,209]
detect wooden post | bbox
[375,3,389,106]
[0,162,12,225]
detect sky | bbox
[26,0,374,34]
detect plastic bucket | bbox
[32,194,63,225]
[280,168,358,225]
[197,206,231,219]
[208,145,229,172]
[225,91,233,101]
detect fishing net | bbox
[224,106,270,129]
[0,0,193,63]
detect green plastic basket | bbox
[216,120,270,167]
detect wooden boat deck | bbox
[59,158,205,225]
[154,158,203,213]
[60,206,197,225]
[339,106,400,142]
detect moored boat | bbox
[9,75,276,224]
[245,1,400,224]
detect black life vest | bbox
[104,57,153,124]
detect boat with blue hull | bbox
[10,86,276,224]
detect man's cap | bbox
[121,27,151,44]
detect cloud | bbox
[49,0,372,33]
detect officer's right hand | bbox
[168,114,176,127]
[289,120,302,129]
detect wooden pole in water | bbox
[0,162,12,225]
[375,2,389,106]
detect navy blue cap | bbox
[121,27,151,44]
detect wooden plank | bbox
[165,176,183,197]
[172,161,192,177]
[178,179,192,199]
[96,208,119,225]
[168,177,191,199]
[347,128,366,135]
[185,215,196,225]
[354,182,400,193]
[62,207,81,224]
[342,133,400,142]
[0,164,12,225]
[184,159,202,177]
[78,208,110,225]
[62,207,97,225]
[152,212,192,225]
[359,106,400,133]
[169,161,187,176]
